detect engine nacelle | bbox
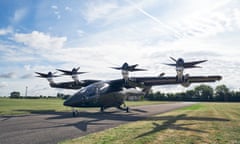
[47,77,54,84]
[72,74,79,82]
[181,74,191,87]
[122,70,129,81]
[47,72,54,84]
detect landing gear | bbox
[72,108,79,117]
[126,107,129,113]
[123,102,129,113]
[100,106,105,112]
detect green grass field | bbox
[61,103,240,144]
[0,98,167,115]
[0,98,68,115]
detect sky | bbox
[0,0,240,96]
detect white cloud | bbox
[233,8,240,28]
[20,73,33,79]
[1,0,240,96]
[24,65,31,71]
[0,27,13,35]
[77,29,85,37]
[83,1,118,23]
[0,82,8,88]
[51,5,61,19]
[0,72,16,78]
[12,8,27,23]
[13,31,67,49]
[65,6,72,11]
[51,5,58,9]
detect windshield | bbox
[76,82,109,98]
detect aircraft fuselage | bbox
[63,79,128,109]
[49,80,99,89]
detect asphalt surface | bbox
[0,102,196,144]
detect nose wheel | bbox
[72,108,79,117]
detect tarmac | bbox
[0,102,196,144]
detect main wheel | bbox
[100,107,104,112]
[72,111,76,117]
[126,107,129,113]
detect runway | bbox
[0,102,196,144]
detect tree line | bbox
[7,84,240,102]
[146,84,240,102]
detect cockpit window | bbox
[77,82,109,97]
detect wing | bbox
[50,79,100,89]
[132,75,221,86]
[188,76,222,83]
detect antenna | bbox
[25,86,28,97]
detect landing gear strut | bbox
[100,106,105,112]
[72,108,79,117]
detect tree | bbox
[185,90,195,101]
[194,84,214,101]
[215,84,230,101]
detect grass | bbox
[0,98,69,115]
[0,98,168,115]
[61,103,240,144]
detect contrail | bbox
[126,0,183,39]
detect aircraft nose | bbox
[63,97,73,107]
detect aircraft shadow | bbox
[135,114,230,138]
[11,110,230,134]
[13,109,146,131]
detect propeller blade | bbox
[76,72,88,75]
[170,57,177,62]
[129,68,147,72]
[56,69,71,74]
[76,67,80,71]
[184,60,207,67]
[110,67,122,70]
[35,72,59,78]
[56,67,87,76]
[159,72,165,77]
[163,63,177,67]
[111,63,147,72]
[130,64,138,69]
[165,57,207,69]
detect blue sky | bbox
[0,0,240,96]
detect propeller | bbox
[35,72,59,78]
[159,72,165,77]
[110,62,147,72]
[165,57,207,68]
[35,72,59,83]
[56,67,87,76]
[170,57,177,62]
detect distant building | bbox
[10,91,21,98]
